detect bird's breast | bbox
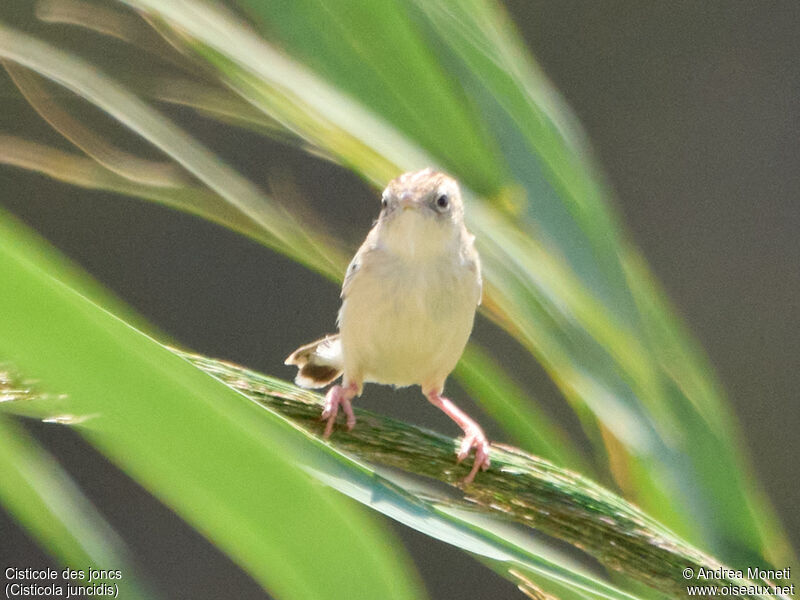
[338,249,478,389]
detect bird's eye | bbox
[436,194,449,210]
[381,196,388,209]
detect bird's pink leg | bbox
[425,390,490,484]
[321,382,358,438]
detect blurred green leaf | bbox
[0,414,153,599]
[0,208,425,600]
[0,134,296,254]
[231,0,506,193]
[0,21,347,282]
[5,62,187,187]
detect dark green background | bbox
[1,2,797,598]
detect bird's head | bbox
[376,168,466,258]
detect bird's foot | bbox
[425,391,489,485]
[457,424,491,485]
[424,390,491,484]
[321,383,357,438]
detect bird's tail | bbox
[284,334,343,389]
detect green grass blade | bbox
[0,208,425,600]
[0,21,346,281]
[5,62,187,187]
[230,0,506,194]
[620,250,793,566]
[34,0,299,142]
[0,135,307,255]
[0,414,153,599]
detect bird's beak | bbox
[398,193,416,211]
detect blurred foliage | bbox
[0,209,425,600]
[0,0,794,598]
[0,414,153,599]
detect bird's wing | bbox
[462,232,483,306]
[341,228,379,300]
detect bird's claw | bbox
[457,425,491,484]
[321,385,357,438]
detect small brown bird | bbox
[286,168,489,482]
